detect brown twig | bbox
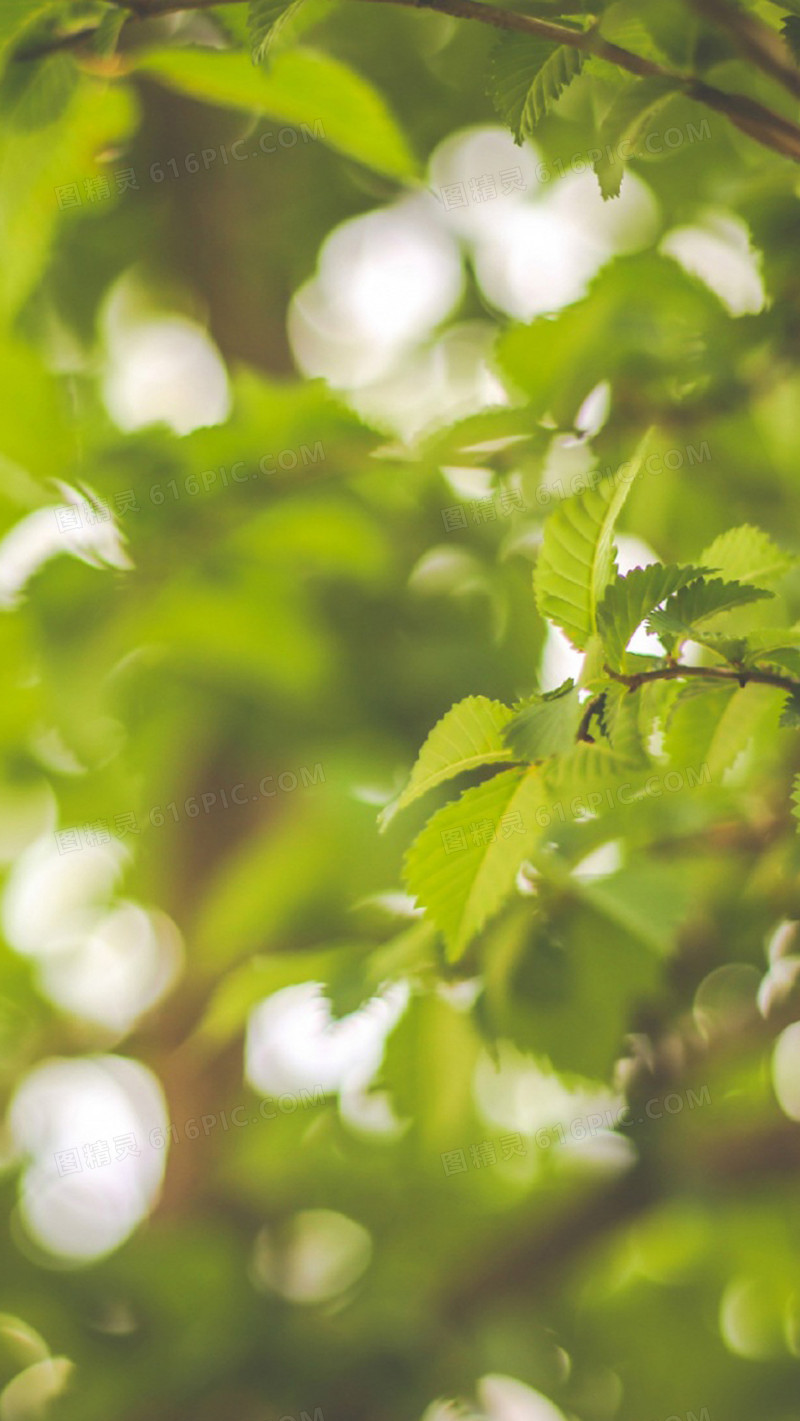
[604,661,800,696]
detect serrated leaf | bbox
[489,33,584,144]
[692,631,750,664]
[599,682,648,762]
[404,767,545,960]
[593,76,678,199]
[704,682,784,779]
[504,680,582,761]
[248,0,305,63]
[380,695,516,829]
[750,639,800,676]
[597,562,714,665]
[699,524,793,588]
[780,690,800,728]
[648,578,774,651]
[534,436,651,650]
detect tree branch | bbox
[604,661,800,696]
[17,0,800,165]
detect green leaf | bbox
[0,1,45,54]
[379,695,516,828]
[648,578,774,651]
[488,33,584,144]
[140,47,419,181]
[0,78,136,317]
[699,524,794,588]
[503,680,582,761]
[664,682,732,772]
[575,858,694,954]
[543,732,648,808]
[534,436,651,650]
[666,679,783,780]
[742,629,800,675]
[704,683,784,780]
[781,14,800,62]
[599,682,649,761]
[0,53,77,131]
[592,75,679,199]
[490,901,661,1077]
[404,767,545,960]
[497,256,729,428]
[597,563,714,666]
[248,0,306,63]
[780,690,800,728]
[92,6,127,58]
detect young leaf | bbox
[379,695,516,829]
[403,767,545,961]
[489,33,584,144]
[534,439,650,650]
[248,0,306,64]
[504,680,582,761]
[593,76,678,199]
[648,579,774,651]
[597,563,714,666]
[699,524,794,588]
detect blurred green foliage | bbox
[1,2,800,1421]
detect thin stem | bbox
[604,661,800,696]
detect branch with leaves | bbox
[11,0,800,174]
[384,437,800,964]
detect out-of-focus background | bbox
[2,2,800,1419]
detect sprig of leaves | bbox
[390,460,800,961]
